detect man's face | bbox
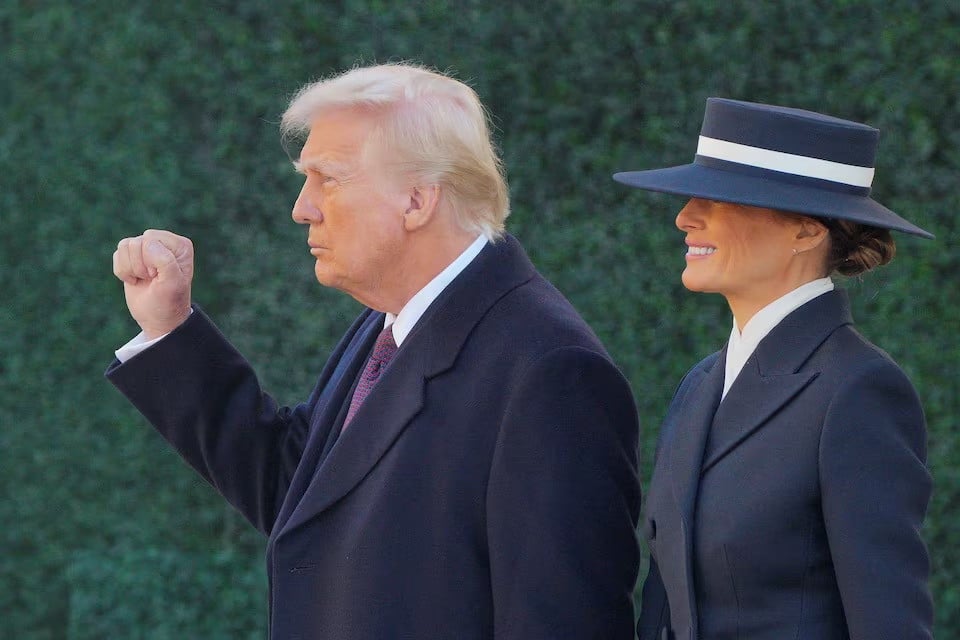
[291,109,410,310]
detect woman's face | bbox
[675,198,819,319]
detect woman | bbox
[614,98,934,639]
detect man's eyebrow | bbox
[292,158,320,174]
[292,157,347,175]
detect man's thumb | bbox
[145,240,181,279]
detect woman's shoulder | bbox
[812,324,924,421]
[666,349,724,404]
[692,349,724,374]
[817,322,908,377]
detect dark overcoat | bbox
[107,235,642,640]
[637,290,933,640]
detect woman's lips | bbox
[686,244,717,258]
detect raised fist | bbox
[113,229,194,339]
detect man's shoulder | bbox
[475,271,608,357]
[419,234,612,365]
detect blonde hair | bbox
[281,62,510,240]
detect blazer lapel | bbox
[272,310,383,534]
[279,235,537,535]
[701,362,817,472]
[701,289,854,472]
[667,348,725,526]
[649,349,724,637]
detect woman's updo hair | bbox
[820,217,897,276]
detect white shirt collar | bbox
[722,277,835,399]
[384,234,488,346]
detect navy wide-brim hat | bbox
[613,98,933,239]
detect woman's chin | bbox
[680,271,710,293]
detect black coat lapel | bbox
[702,362,817,472]
[645,349,723,637]
[279,235,536,535]
[701,289,854,472]
[271,310,383,535]
[668,349,726,523]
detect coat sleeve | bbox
[486,346,641,640]
[105,307,319,536]
[819,355,933,639]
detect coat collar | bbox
[279,235,536,535]
[271,308,382,536]
[701,288,854,471]
[669,289,854,503]
[667,348,725,522]
[751,288,854,375]
[658,289,854,635]
[400,233,537,377]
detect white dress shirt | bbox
[722,277,835,399]
[116,234,488,362]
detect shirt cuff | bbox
[114,332,167,363]
[114,308,193,363]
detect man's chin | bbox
[313,264,338,289]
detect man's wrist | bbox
[116,308,194,363]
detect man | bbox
[107,63,640,639]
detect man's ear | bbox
[403,184,441,232]
[795,216,829,253]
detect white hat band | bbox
[696,136,875,188]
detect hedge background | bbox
[2,1,957,637]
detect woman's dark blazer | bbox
[637,289,933,640]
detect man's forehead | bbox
[294,135,359,172]
[297,117,371,160]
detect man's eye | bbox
[310,171,335,183]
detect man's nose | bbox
[292,188,322,225]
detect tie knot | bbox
[369,325,398,370]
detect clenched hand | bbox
[113,229,194,339]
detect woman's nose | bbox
[675,198,706,230]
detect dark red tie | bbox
[343,325,398,428]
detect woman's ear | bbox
[403,184,441,232]
[795,217,830,253]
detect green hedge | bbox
[2,1,957,637]
[66,548,265,639]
